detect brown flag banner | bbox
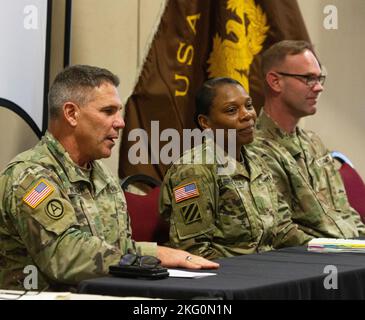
[119,0,309,181]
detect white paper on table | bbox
[167,269,217,278]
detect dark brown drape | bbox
[119,0,310,181]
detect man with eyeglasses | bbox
[252,40,365,238]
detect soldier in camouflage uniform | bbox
[160,78,312,260]
[253,40,365,238]
[0,65,218,290]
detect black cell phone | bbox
[109,265,169,279]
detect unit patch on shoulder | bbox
[173,182,199,203]
[180,202,201,225]
[46,199,64,220]
[23,180,55,209]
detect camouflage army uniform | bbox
[160,139,312,260]
[254,111,365,238]
[0,131,156,290]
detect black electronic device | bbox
[109,265,169,280]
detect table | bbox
[78,246,365,299]
[0,290,149,300]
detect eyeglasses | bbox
[276,72,326,86]
[119,253,161,269]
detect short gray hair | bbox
[48,65,120,119]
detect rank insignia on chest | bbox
[316,154,332,167]
[23,180,55,208]
[173,182,199,203]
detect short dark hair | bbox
[48,65,120,119]
[194,77,243,128]
[261,40,318,76]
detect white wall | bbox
[298,0,365,178]
[0,0,66,173]
[0,0,165,176]
[1,0,364,179]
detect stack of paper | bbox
[168,269,217,278]
[308,238,365,253]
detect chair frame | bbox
[120,174,161,190]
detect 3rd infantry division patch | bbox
[181,202,201,224]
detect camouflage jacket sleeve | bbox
[246,146,313,247]
[306,131,365,236]
[2,164,131,285]
[349,204,365,236]
[252,138,364,238]
[160,164,224,260]
[272,192,313,248]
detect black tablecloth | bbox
[78,246,365,299]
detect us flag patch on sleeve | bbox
[173,182,199,203]
[23,180,55,208]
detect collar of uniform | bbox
[175,137,228,166]
[293,128,316,164]
[221,144,250,179]
[213,141,258,180]
[44,132,113,195]
[175,137,260,180]
[43,131,93,184]
[244,146,266,181]
[256,111,302,158]
[90,160,117,196]
[44,131,114,194]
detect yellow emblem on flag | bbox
[23,179,55,209]
[207,0,269,92]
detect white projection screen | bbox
[0,0,52,138]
